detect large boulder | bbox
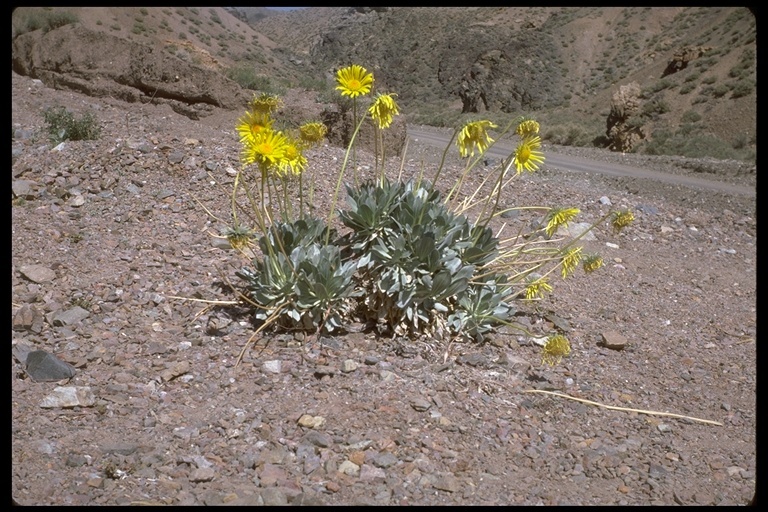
[662,45,713,77]
[12,24,251,119]
[320,104,407,158]
[605,82,645,153]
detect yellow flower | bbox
[611,209,635,233]
[335,64,374,98]
[236,110,274,144]
[513,135,545,174]
[583,254,604,273]
[560,246,583,279]
[542,334,571,366]
[457,120,497,158]
[299,122,327,146]
[368,93,400,129]
[545,207,580,237]
[225,225,254,251]
[279,138,308,176]
[240,129,289,170]
[250,93,283,114]
[524,276,552,300]
[515,119,540,138]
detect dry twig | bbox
[523,389,723,426]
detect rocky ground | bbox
[12,71,756,505]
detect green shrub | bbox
[13,9,79,36]
[42,106,101,144]
[679,82,696,94]
[643,131,738,160]
[225,65,287,95]
[731,81,754,98]
[680,110,701,123]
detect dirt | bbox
[11,70,756,505]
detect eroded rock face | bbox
[662,45,713,77]
[606,81,645,153]
[12,24,251,119]
[320,105,407,158]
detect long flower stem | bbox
[326,111,369,246]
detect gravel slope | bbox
[12,72,756,506]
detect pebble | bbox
[433,474,460,492]
[297,414,326,429]
[341,359,358,373]
[338,460,360,476]
[189,467,215,482]
[360,464,387,481]
[263,360,282,374]
[410,397,432,412]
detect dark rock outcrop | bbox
[662,45,713,77]
[320,104,407,158]
[606,82,645,153]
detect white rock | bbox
[40,386,96,408]
[262,360,282,374]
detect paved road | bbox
[407,128,755,198]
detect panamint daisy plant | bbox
[184,62,635,372]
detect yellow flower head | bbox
[611,209,635,233]
[250,93,283,114]
[457,120,498,158]
[240,129,289,170]
[560,246,583,279]
[515,119,540,138]
[299,122,328,147]
[542,334,571,366]
[237,110,274,144]
[368,93,400,129]
[335,64,374,98]
[225,225,254,252]
[513,135,545,174]
[582,254,604,273]
[279,138,308,177]
[545,206,580,237]
[524,276,552,300]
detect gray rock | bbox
[13,304,45,333]
[190,467,216,482]
[24,350,76,382]
[261,487,288,506]
[19,264,56,283]
[558,222,597,241]
[100,441,140,455]
[433,474,460,492]
[636,204,659,215]
[456,352,489,367]
[303,430,333,448]
[373,452,399,468]
[39,386,96,408]
[410,397,432,412]
[359,464,386,481]
[13,179,40,199]
[49,306,90,326]
[599,195,612,205]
